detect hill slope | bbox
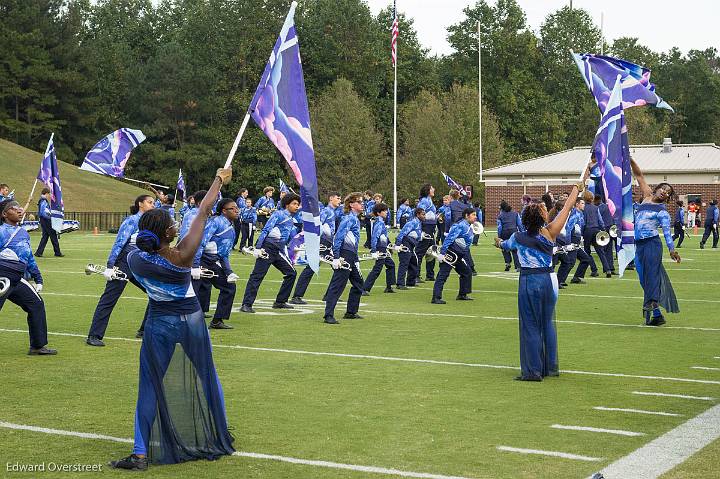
[0,138,149,211]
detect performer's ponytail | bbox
[130,195,153,215]
[136,209,173,253]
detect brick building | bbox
[482,140,720,224]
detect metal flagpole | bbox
[392,27,398,228]
[119,176,169,189]
[225,112,251,170]
[478,21,483,183]
[600,12,605,55]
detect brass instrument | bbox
[421,232,434,241]
[437,212,445,224]
[358,252,391,261]
[199,267,218,279]
[258,206,276,216]
[427,246,458,265]
[595,230,610,247]
[608,224,618,238]
[85,264,128,281]
[470,222,484,235]
[319,255,351,270]
[388,244,409,253]
[554,244,580,256]
[0,277,10,298]
[241,246,270,259]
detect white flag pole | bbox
[392,18,398,227]
[224,112,252,170]
[478,21,483,183]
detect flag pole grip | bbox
[224,112,251,170]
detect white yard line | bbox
[1,328,719,385]
[550,424,644,437]
[691,366,720,371]
[632,392,715,401]
[0,421,474,479]
[588,404,720,479]
[496,446,601,462]
[593,407,682,417]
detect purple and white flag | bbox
[176,169,186,200]
[80,128,146,177]
[441,171,467,196]
[249,2,321,273]
[37,134,65,233]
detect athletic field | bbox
[2,232,719,478]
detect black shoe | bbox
[86,336,105,347]
[559,284,565,289]
[406,283,416,288]
[456,294,473,301]
[514,375,542,382]
[713,246,718,249]
[504,264,511,271]
[431,298,446,304]
[647,315,666,327]
[611,271,619,275]
[590,271,599,277]
[425,276,435,281]
[289,297,307,305]
[700,243,705,249]
[209,320,233,329]
[384,287,395,293]
[570,277,585,284]
[396,285,408,290]
[54,253,65,257]
[204,313,211,318]
[135,330,143,338]
[416,278,425,284]
[560,282,568,287]
[361,290,370,296]
[240,304,255,313]
[110,454,148,471]
[34,253,42,257]
[324,316,339,324]
[272,302,294,309]
[471,271,478,276]
[28,346,57,355]
[343,312,363,319]
[605,272,612,278]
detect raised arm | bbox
[175,168,230,266]
[545,186,581,241]
[630,158,652,199]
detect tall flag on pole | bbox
[441,172,467,196]
[279,179,296,194]
[391,1,399,67]
[176,169,186,200]
[249,1,321,273]
[37,134,64,233]
[80,128,146,177]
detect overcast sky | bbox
[366,0,720,57]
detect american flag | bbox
[391,1,399,67]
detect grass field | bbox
[1,230,719,478]
[0,139,148,211]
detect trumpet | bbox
[199,267,218,279]
[241,247,269,259]
[608,224,618,238]
[427,246,458,265]
[595,230,610,247]
[388,243,409,253]
[85,264,128,281]
[358,252,390,261]
[258,207,276,216]
[554,243,580,255]
[0,277,10,298]
[319,255,351,270]
[437,212,445,224]
[471,221,484,236]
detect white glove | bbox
[332,258,342,270]
[103,269,115,281]
[191,267,202,280]
[252,248,264,258]
[227,273,240,283]
[437,254,446,263]
[34,283,43,293]
[371,252,379,259]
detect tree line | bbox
[1,0,718,204]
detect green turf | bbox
[1,230,719,478]
[0,138,148,211]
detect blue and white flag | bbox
[441,171,466,196]
[176,169,186,200]
[80,128,146,177]
[249,2,321,273]
[279,179,290,194]
[37,134,65,233]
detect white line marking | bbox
[691,366,720,371]
[496,446,601,462]
[593,407,682,417]
[550,424,645,437]
[632,392,715,401]
[715,356,720,359]
[0,421,475,479]
[590,404,720,479]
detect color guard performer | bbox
[178,190,206,242]
[34,188,63,257]
[700,199,718,249]
[672,200,685,247]
[431,207,476,304]
[497,200,521,271]
[362,203,396,294]
[238,198,257,250]
[396,198,411,227]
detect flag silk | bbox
[176,169,186,200]
[249,2,321,273]
[442,171,466,196]
[391,1,399,67]
[572,53,673,114]
[37,134,65,233]
[594,77,635,276]
[279,179,290,194]
[80,128,146,177]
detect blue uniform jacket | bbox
[0,223,42,283]
[333,212,360,258]
[107,212,142,268]
[194,215,236,271]
[320,205,336,243]
[370,218,389,252]
[441,220,473,254]
[396,217,421,245]
[396,204,412,223]
[256,209,296,249]
[417,196,436,225]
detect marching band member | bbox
[395,207,424,289]
[630,158,680,325]
[362,190,375,248]
[290,192,340,304]
[362,203,396,294]
[240,193,300,313]
[431,207,476,304]
[110,168,234,470]
[0,184,11,202]
[396,198,411,227]
[0,200,56,355]
[232,188,248,249]
[178,190,206,242]
[255,186,275,229]
[448,190,465,225]
[595,194,617,268]
[153,190,166,209]
[672,200,685,247]
[582,191,613,277]
[323,192,365,324]
[437,195,451,243]
[238,198,257,250]
[415,184,437,282]
[191,198,240,329]
[86,195,155,346]
[556,198,597,288]
[34,187,63,257]
[178,195,194,220]
[472,202,483,246]
[333,196,344,229]
[700,199,719,249]
[497,200,521,271]
[161,194,175,220]
[495,183,582,381]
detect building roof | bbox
[483,143,720,178]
